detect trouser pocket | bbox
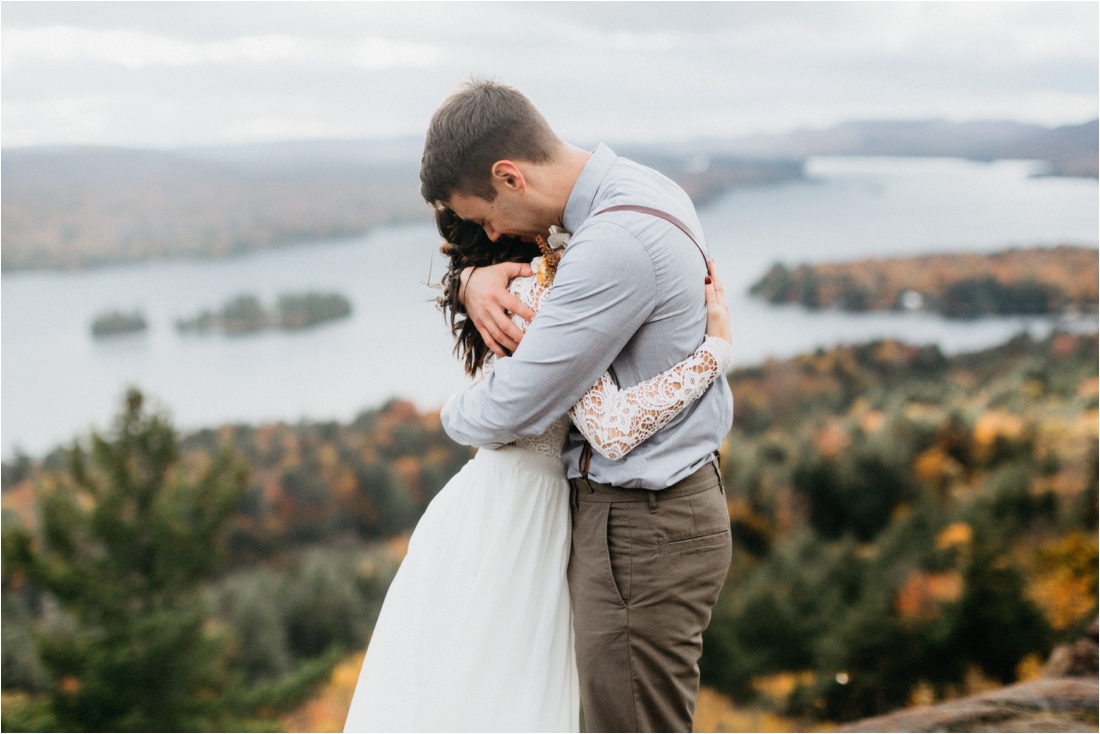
[606,502,632,605]
[657,528,730,554]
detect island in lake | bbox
[91,309,147,338]
[749,245,1099,318]
[176,291,352,335]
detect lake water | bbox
[3,156,1097,457]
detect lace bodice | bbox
[483,255,733,460]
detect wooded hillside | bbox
[750,246,1099,318]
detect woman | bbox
[343,209,732,732]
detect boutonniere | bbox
[535,236,561,286]
[535,226,571,286]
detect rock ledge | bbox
[840,677,1098,732]
[842,621,1099,733]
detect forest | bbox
[749,246,1098,318]
[703,330,1097,722]
[2,330,1096,730]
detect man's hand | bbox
[459,261,536,357]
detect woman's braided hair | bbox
[435,207,541,377]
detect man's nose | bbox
[483,224,501,242]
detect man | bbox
[423,79,733,733]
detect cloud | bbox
[0,3,1095,148]
[1,26,443,70]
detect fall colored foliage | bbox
[703,330,1097,722]
[3,333,1096,730]
[750,246,1098,317]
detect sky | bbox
[2,1,1097,149]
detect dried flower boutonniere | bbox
[535,235,562,286]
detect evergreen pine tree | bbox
[3,389,334,732]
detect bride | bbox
[343,208,733,733]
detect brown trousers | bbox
[568,461,732,732]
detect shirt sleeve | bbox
[441,221,657,447]
[568,336,733,460]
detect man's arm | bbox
[441,222,656,447]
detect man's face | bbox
[447,184,547,243]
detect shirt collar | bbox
[562,143,617,234]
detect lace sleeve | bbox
[567,336,733,461]
[506,265,551,334]
[501,260,732,461]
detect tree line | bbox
[2,331,1096,729]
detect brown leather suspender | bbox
[593,204,709,265]
[575,205,710,488]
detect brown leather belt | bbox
[570,459,723,512]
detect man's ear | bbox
[490,160,526,194]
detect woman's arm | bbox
[567,336,732,460]
[507,260,733,461]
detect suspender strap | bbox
[593,204,709,265]
[578,442,594,497]
[574,205,709,491]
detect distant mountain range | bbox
[2,119,1095,271]
[1,143,429,270]
[673,118,1099,177]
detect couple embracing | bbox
[344,79,735,733]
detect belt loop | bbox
[712,459,725,495]
[648,490,658,513]
[570,481,578,511]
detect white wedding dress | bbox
[344,254,732,733]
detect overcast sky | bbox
[2,1,1097,149]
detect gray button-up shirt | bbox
[441,144,734,489]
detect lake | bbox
[3,156,1097,457]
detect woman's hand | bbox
[459,262,536,357]
[704,260,731,345]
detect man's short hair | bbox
[421,79,560,205]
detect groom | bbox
[424,80,734,733]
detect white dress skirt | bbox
[343,443,579,733]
